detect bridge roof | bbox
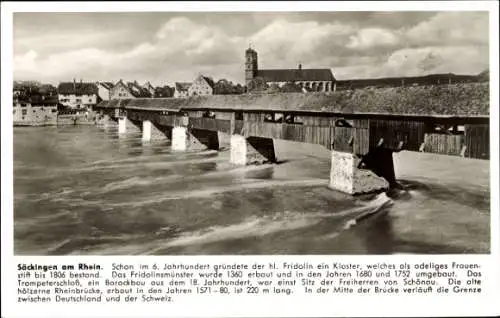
[96,83,489,117]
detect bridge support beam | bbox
[230,134,276,165]
[329,150,390,195]
[142,120,170,142]
[118,116,141,134]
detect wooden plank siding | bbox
[156,115,177,127]
[298,116,336,126]
[465,124,489,159]
[234,120,245,135]
[303,126,333,149]
[369,119,425,151]
[333,127,369,154]
[241,122,334,149]
[282,124,305,143]
[174,116,188,127]
[127,110,162,123]
[186,110,204,118]
[244,122,283,139]
[423,133,464,156]
[120,109,489,160]
[190,117,217,131]
[244,113,266,122]
[213,111,234,120]
[189,117,232,134]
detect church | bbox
[245,46,337,92]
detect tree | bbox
[213,79,246,95]
[268,83,280,94]
[280,82,302,93]
[233,83,244,95]
[154,86,174,98]
[214,79,234,95]
[247,77,268,93]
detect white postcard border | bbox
[2,1,499,317]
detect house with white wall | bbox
[58,79,98,109]
[96,81,114,102]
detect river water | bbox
[13,125,490,255]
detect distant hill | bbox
[336,73,486,90]
[477,69,489,82]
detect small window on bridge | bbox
[294,116,305,125]
[264,113,275,123]
[428,123,464,135]
[274,113,284,123]
[335,119,353,127]
[202,110,215,118]
[447,125,465,135]
[284,114,304,125]
[235,111,244,121]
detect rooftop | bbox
[58,82,98,95]
[97,82,489,117]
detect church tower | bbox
[245,46,258,86]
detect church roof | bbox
[257,69,335,83]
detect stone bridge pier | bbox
[118,116,142,134]
[329,150,392,195]
[328,122,394,195]
[170,116,231,152]
[230,134,277,165]
[141,120,172,142]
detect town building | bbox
[174,75,215,98]
[245,46,336,92]
[58,80,98,110]
[188,75,215,96]
[96,81,114,102]
[13,95,58,126]
[174,82,192,98]
[142,81,155,96]
[109,80,152,99]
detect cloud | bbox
[405,12,489,46]
[333,45,488,80]
[249,19,354,68]
[12,12,490,85]
[388,46,487,75]
[14,30,124,57]
[346,28,400,50]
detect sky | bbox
[13,11,489,86]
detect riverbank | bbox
[13,113,98,127]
